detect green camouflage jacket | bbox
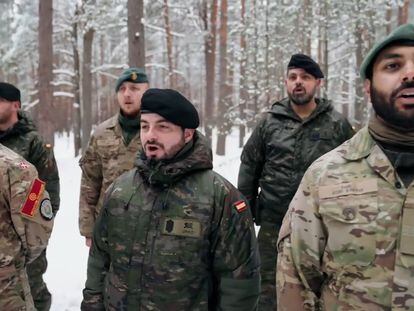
[0,111,60,214]
[81,133,260,311]
[238,97,354,225]
[0,144,53,310]
[277,127,414,310]
[79,113,141,237]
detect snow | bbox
[45,129,245,310]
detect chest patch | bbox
[319,179,377,199]
[161,218,202,238]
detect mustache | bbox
[391,80,414,99]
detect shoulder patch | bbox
[40,199,53,220]
[233,200,247,213]
[21,179,45,217]
[18,161,30,169]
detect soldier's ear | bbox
[364,79,371,97]
[183,129,195,143]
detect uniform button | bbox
[395,181,402,189]
[343,207,356,221]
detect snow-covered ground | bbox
[45,130,244,310]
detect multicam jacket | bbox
[0,144,53,310]
[238,97,354,225]
[0,111,60,214]
[81,133,260,311]
[79,113,141,237]
[277,127,414,310]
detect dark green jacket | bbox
[0,111,60,214]
[238,98,354,226]
[82,133,260,311]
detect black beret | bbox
[0,82,21,102]
[115,67,148,92]
[141,88,200,129]
[287,54,324,79]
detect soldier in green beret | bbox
[277,24,414,310]
[78,68,149,248]
[81,89,260,310]
[0,81,59,311]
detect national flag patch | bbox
[233,200,247,213]
[21,179,45,217]
[18,161,29,169]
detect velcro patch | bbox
[233,200,247,213]
[21,179,45,217]
[162,218,201,238]
[40,199,53,221]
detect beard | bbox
[370,81,414,130]
[144,134,186,161]
[287,85,317,106]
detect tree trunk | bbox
[239,0,247,148]
[72,6,82,156]
[128,0,145,67]
[81,27,95,152]
[398,0,410,25]
[38,0,54,144]
[354,19,365,129]
[163,0,175,88]
[385,0,393,34]
[216,0,229,156]
[202,0,218,146]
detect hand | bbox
[85,237,92,248]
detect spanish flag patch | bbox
[21,179,45,217]
[233,200,247,213]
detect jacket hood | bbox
[269,97,332,121]
[135,131,213,188]
[0,111,36,139]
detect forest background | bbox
[1,0,413,156]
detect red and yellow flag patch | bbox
[21,179,45,217]
[233,200,247,213]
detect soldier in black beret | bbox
[238,53,354,309]
[82,87,260,310]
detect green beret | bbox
[115,67,148,92]
[360,23,414,80]
[141,88,200,129]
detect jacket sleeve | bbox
[81,187,111,311]
[7,162,54,264]
[212,180,261,311]
[79,134,103,238]
[336,117,355,143]
[237,117,266,221]
[276,170,326,310]
[28,135,60,215]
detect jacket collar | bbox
[269,97,331,122]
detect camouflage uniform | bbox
[81,133,261,310]
[0,110,60,311]
[0,144,53,311]
[238,97,354,309]
[79,113,141,238]
[277,127,414,310]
